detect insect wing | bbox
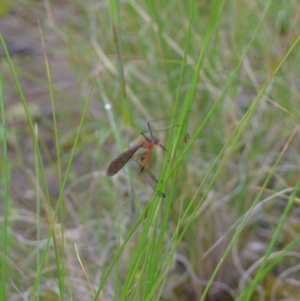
[106,144,141,176]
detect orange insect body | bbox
[106,133,165,177]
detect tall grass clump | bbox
[1,0,300,300]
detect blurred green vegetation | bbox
[0,0,10,18]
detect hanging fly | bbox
[106,120,167,176]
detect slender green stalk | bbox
[33,124,41,301]
[38,20,66,300]
[0,59,9,301]
[109,0,130,124]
